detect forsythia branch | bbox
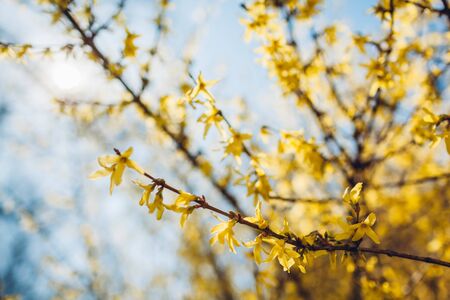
[115,148,450,269]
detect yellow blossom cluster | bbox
[411,108,450,154]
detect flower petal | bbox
[351,227,365,241]
[98,155,119,167]
[89,168,111,179]
[366,212,377,226]
[113,162,126,186]
[122,147,134,158]
[365,227,380,244]
[126,159,144,174]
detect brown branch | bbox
[357,247,449,267]
[268,194,340,204]
[91,0,126,38]
[118,149,450,268]
[371,173,450,189]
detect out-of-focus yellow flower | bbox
[412,108,450,154]
[174,191,198,207]
[148,188,165,220]
[353,34,369,53]
[197,105,224,138]
[123,29,140,58]
[210,219,240,253]
[343,182,363,205]
[89,147,144,194]
[186,72,217,102]
[240,0,279,41]
[224,130,252,164]
[281,217,290,235]
[132,180,156,206]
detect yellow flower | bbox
[148,188,165,220]
[323,25,337,45]
[412,108,450,154]
[351,213,380,244]
[244,201,268,229]
[422,108,439,124]
[178,207,195,228]
[174,191,198,207]
[238,160,272,202]
[281,217,290,235]
[244,234,264,264]
[132,180,156,206]
[353,34,368,53]
[253,163,272,201]
[337,213,380,244]
[240,0,279,41]
[423,109,450,154]
[123,29,140,58]
[210,219,240,253]
[224,130,252,164]
[89,147,144,194]
[197,105,224,138]
[264,238,300,272]
[279,131,326,178]
[293,257,307,274]
[187,72,218,102]
[342,182,363,205]
[164,204,195,228]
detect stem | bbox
[268,195,340,204]
[358,247,450,268]
[371,173,450,189]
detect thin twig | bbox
[268,195,340,204]
[371,173,450,189]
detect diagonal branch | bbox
[125,149,450,268]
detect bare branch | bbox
[371,173,450,189]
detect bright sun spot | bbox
[50,62,83,92]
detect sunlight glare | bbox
[50,61,83,92]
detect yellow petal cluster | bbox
[264,238,300,272]
[342,182,363,205]
[337,213,380,244]
[244,201,268,229]
[89,147,143,194]
[123,29,140,58]
[210,219,240,253]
